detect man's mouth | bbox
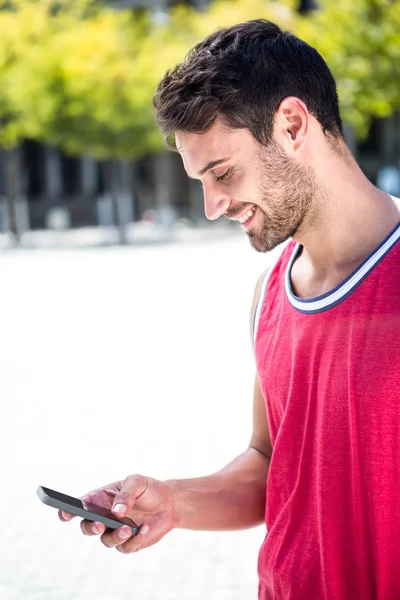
[238,206,256,224]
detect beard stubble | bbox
[248,140,318,253]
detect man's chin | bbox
[247,233,272,253]
[247,231,289,253]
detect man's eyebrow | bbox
[198,158,230,176]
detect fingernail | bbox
[113,503,127,515]
[117,527,131,540]
[61,511,70,520]
[140,524,150,536]
[92,523,102,535]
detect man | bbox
[60,19,400,599]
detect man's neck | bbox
[293,154,400,273]
[290,155,400,299]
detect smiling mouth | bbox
[238,206,256,224]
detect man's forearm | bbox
[166,447,269,531]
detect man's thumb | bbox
[112,474,147,516]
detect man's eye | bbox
[216,168,233,182]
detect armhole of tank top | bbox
[252,243,291,348]
[252,267,272,347]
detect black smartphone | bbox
[37,486,139,536]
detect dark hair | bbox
[153,19,343,147]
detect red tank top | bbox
[254,222,400,600]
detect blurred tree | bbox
[0,0,187,242]
[8,0,160,243]
[294,0,400,138]
[0,0,399,244]
[0,0,53,242]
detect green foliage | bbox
[0,0,52,147]
[0,0,162,157]
[295,0,400,138]
[0,0,167,157]
[0,0,398,158]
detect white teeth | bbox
[238,207,256,224]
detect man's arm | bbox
[61,272,272,550]
[167,377,271,530]
[166,270,272,531]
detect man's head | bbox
[153,19,345,252]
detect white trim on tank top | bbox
[286,215,400,314]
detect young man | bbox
[60,20,400,599]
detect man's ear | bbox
[274,96,309,153]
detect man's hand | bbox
[59,475,179,554]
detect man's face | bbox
[176,119,316,252]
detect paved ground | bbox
[0,231,277,599]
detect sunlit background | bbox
[0,0,399,598]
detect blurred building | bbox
[0,0,399,237]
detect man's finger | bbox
[111,474,148,516]
[100,525,134,548]
[80,519,106,537]
[58,510,75,522]
[114,523,151,554]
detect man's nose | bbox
[203,186,231,221]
